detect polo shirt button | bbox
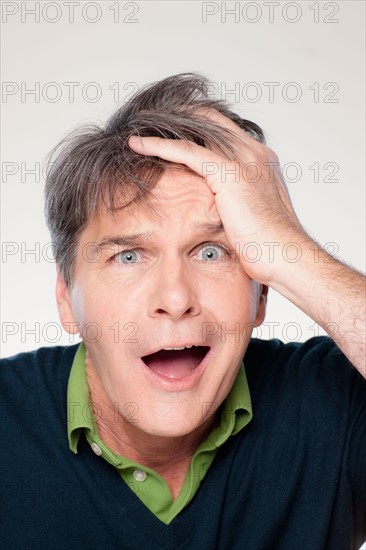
[133,469,147,482]
[91,443,102,456]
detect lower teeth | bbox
[166,368,195,379]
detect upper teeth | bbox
[163,345,197,350]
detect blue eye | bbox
[199,244,227,262]
[115,250,139,264]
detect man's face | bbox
[58,168,266,437]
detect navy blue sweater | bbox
[1,337,365,549]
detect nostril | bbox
[155,307,198,317]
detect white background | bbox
[1,0,365,358]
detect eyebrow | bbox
[97,221,225,250]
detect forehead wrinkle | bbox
[191,220,224,233]
[150,167,214,201]
[97,230,155,250]
[96,220,224,250]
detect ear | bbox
[56,268,79,334]
[253,284,268,327]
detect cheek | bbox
[70,277,134,325]
[215,277,258,321]
[70,279,143,360]
[201,277,258,348]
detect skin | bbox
[57,166,267,498]
[128,109,366,377]
[57,108,365,498]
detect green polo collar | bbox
[67,342,252,524]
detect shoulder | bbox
[243,337,366,537]
[244,336,366,418]
[1,344,80,443]
[245,335,346,369]
[245,335,363,384]
[1,343,79,371]
[0,343,80,397]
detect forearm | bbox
[270,234,366,378]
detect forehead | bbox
[148,166,216,207]
[98,168,220,234]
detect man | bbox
[1,73,365,549]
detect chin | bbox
[136,406,207,439]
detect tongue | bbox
[143,348,204,379]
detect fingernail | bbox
[128,135,143,150]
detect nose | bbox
[148,254,201,321]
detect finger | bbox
[263,149,293,205]
[272,164,299,220]
[128,135,218,168]
[128,135,231,193]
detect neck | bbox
[85,355,217,499]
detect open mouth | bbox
[141,346,210,380]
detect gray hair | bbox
[44,72,265,287]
